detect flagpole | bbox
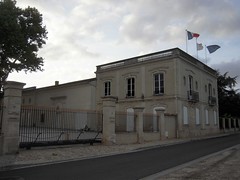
[205,45,208,64]
[196,37,198,59]
[186,30,188,53]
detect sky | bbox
[8,0,240,89]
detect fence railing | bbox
[143,113,159,132]
[219,117,240,129]
[115,111,136,132]
[0,104,3,134]
[19,105,102,147]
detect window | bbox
[104,81,111,96]
[208,84,212,97]
[154,73,164,95]
[126,108,134,132]
[126,77,135,97]
[189,75,193,92]
[183,106,188,125]
[196,108,200,125]
[205,110,209,125]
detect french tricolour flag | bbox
[187,30,200,40]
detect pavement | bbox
[0,132,239,179]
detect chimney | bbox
[55,81,59,86]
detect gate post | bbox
[155,107,166,140]
[133,107,144,143]
[0,81,25,155]
[102,96,117,145]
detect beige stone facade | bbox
[22,48,219,139]
[22,78,96,110]
[95,48,219,138]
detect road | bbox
[0,134,239,180]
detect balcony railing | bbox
[208,96,217,106]
[187,90,199,103]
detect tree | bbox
[0,0,47,96]
[217,71,240,117]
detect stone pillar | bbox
[0,81,25,155]
[155,107,166,140]
[102,96,117,145]
[133,107,144,143]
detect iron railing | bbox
[0,105,3,134]
[19,105,102,148]
[187,90,199,103]
[115,111,136,132]
[208,96,217,106]
[143,113,159,132]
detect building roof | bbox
[23,78,96,92]
[96,47,217,75]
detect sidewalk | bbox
[0,137,189,170]
[148,144,240,180]
[0,133,239,180]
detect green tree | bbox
[217,72,240,117]
[0,0,47,96]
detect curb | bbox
[140,144,240,180]
[0,132,238,171]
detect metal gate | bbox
[19,105,102,148]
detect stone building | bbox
[22,78,96,110]
[22,48,219,139]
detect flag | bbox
[197,43,203,51]
[207,45,221,53]
[187,30,200,40]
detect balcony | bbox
[187,90,199,103]
[208,96,217,106]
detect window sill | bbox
[153,93,164,96]
[126,96,135,99]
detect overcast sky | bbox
[8,0,240,89]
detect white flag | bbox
[197,43,203,51]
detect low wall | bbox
[143,132,160,142]
[116,133,137,144]
[116,132,163,144]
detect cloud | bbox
[118,0,240,47]
[10,0,240,89]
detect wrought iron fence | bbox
[115,111,136,132]
[19,105,102,148]
[0,104,3,134]
[143,113,159,132]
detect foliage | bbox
[0,0,47,94]
[217,72,240,118]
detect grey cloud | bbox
[118,0,240,46]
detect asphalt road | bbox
[0,134,239,180]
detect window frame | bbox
[126,77,135,97]
[153,73,164,95]
[104,81,111,96]
[188,75,193,92]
